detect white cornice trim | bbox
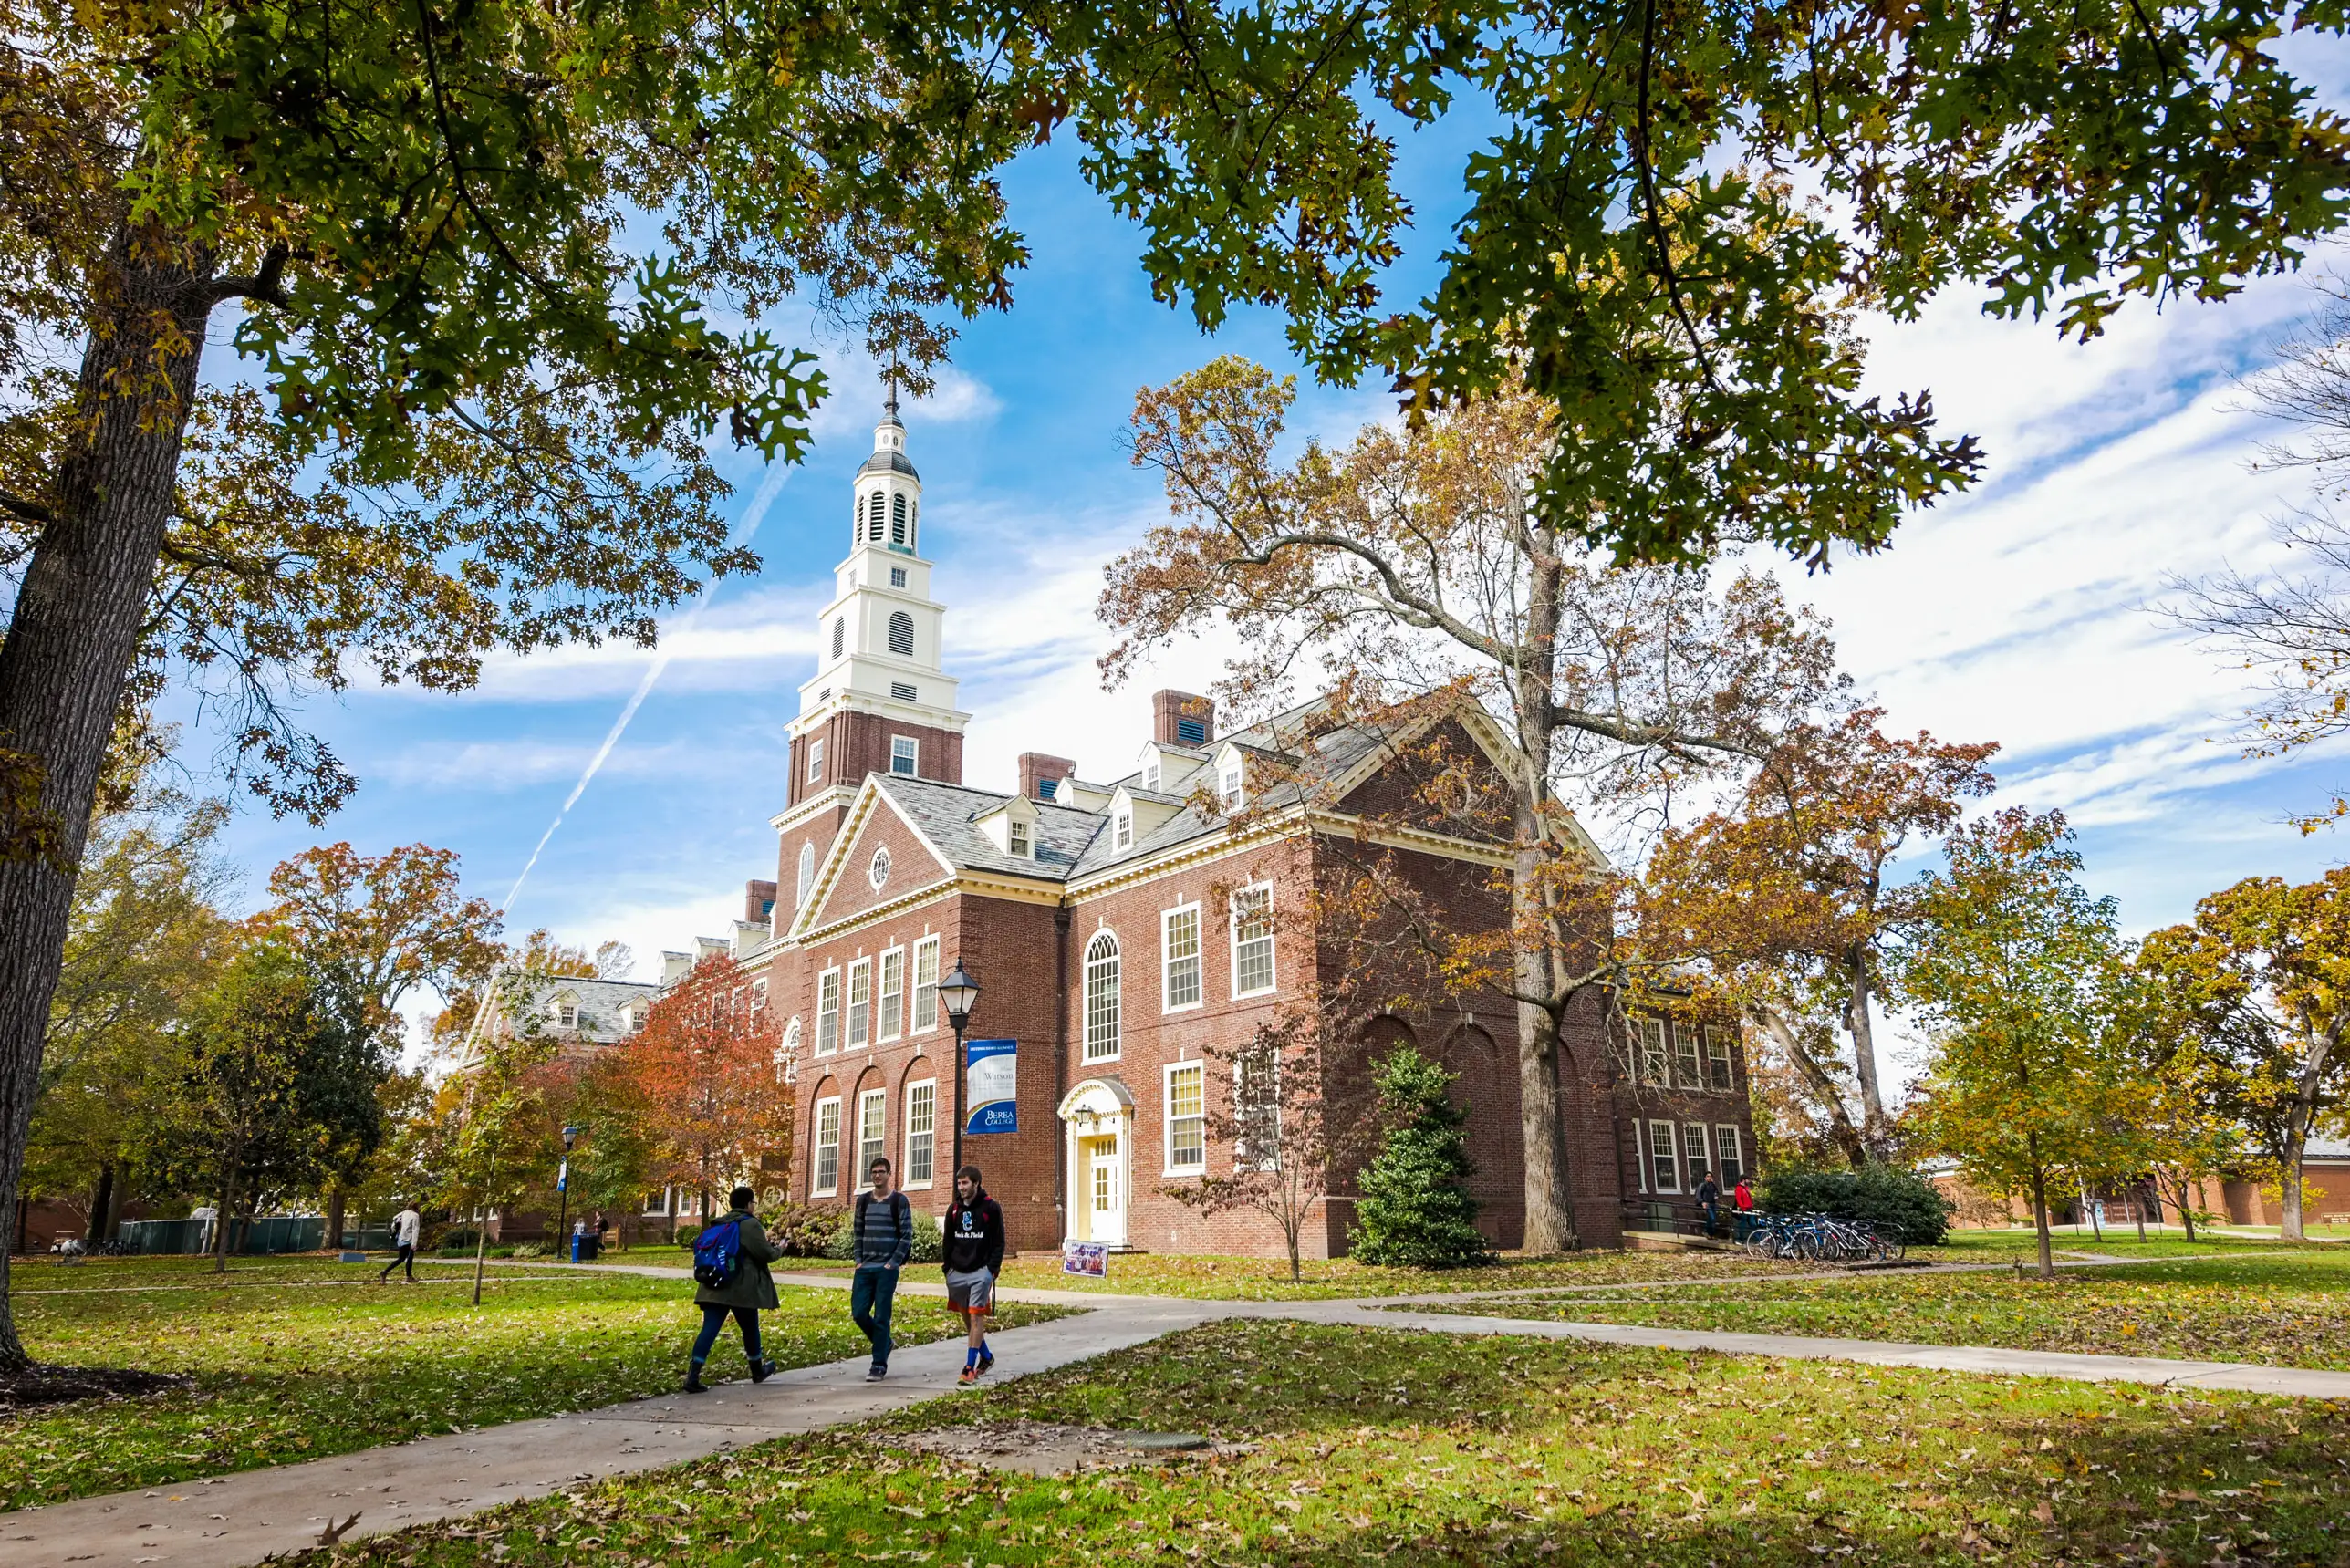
[772,786,858,833]
[787,780,956,941]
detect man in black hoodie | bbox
[942,1164,1004,1386]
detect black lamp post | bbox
[557,1124,579,1258]
[939,960,981,1180]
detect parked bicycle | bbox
[1739,1211,1904,1262]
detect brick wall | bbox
[788,711,963,807]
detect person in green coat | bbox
[685,1185,780,1393]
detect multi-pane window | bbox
[1232,887,1274,996]
[1166,1062,1206,1172]
[1713,1124,1744,1184]
[1114,810,1133,850]
[1638,1019,1669,1085]
[878,949,904,1041]
[816,970,841,1055]
[1685,1122,1711,1190]
[1705,1029,1735,1091]
[813,1097,842,1196]
[1675,1024,1702,1089]
[1009,817,1031,857]
[1648,1120,1679,1194]
[751,979,768,1028]
[1084,932,1121,1061]
[847,959,872,1049]
[807,736,826,784]
[890,736,918,776]
[858,1091,888,1188]
[905,1081,937,1187]
[1219,760,1243,809]
[912,937,940,1032]
[1142,762,1160,791]
[1236,1053,1280,1170]
[890,566,907,587]
[1162,906,1202,1011]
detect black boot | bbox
[750,1357,775,1384]
[684,1364,708,1394]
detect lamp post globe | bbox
[941,961,980,1178]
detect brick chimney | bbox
[744,879,776,922]
[1152,690,1215,748]
[1018,752,1076,802]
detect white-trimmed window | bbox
[890,565,907,587]
[643,1188,672,1217]
[1009,817,1032,857]
[796,841,816,906]
[1114,809,1133,851]
[1638,1018,1669,1085]
[1684,1121,1711,1190]
[552,993,578,1029]
[905,1080,937,1187]
[813,1097,842,1197]
[1165,1061,1206,1173]
[858,1090,888,1188]
[806,736,826,784]
[1143,761,1161,791]
[1162,904,1202,1012]
[1219,759,1243,809]
[912,936,940,1032]
[1705,1028,1735,1091]
[1084,931,1121,1061]
[847,959,872,1049]
[816,969,841,1055]
[890,735,918,776]
[1231,885,1274,997]
[878,948,905,1041]
[1675,1024,1702,1090]
[1713,1124,1745,1184]
[1648,1120,1679,1194]
[751,978,768,1028]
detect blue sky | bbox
[176,105,2350,1056]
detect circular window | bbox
[868,846,892,889]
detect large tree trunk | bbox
[2281,1127,2307,1242]
[326,1189,347,1253]
[1511,546,1579,1255]
[1844,951,1888,1157]
[88,1163,114,1246]
[0,232,215,1366]
[1754,1008,1866,1166]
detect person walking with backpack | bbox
[851,1157,913,1380]
[942,1165,1004,1386]
[378,1202,421,1283]
[685,1186,780,1394]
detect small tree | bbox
[1164,1015,1341,1283]
[621,954,790,1231]
[1899,809,2144,1278]
[1348,1044,1491,1269]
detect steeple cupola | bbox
[853,390,920,556]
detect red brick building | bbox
[689,401,1754,1257]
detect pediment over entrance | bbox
[1057,1076,1133,1129]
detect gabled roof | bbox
[873,775,1105,881]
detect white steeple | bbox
[789,393,968,748]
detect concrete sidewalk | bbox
[16,1277,2350,1567]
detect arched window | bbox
[888,610,914,658]
[1084,932,1120,1061]
[796,841,816,905]
[867,491,885,541]
[831,618,844,659]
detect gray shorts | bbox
[944,1267,994,1316]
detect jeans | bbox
[1702,1202,1720,1237]
[691,1304,763,1366]
[851,1266,900,1366]
[379,1243,414,1281]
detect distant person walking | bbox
[685,1185,779,1394]
[378,1204,421,1282]
[1696,1170,1722,1238]
[943,1166,1005,1386]
[852,1157,913,1380]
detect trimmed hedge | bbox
[1756,1163,1954,1246]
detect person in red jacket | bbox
[942,1165,1005,1386]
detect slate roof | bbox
[858,450,920,480]
[874,775,1105,882]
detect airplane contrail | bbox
[497,458,795,917]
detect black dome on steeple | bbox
[858,449,920,479]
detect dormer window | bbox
[1142,762,1160,791]
[1219,759,1243,809]
[1009,817,1032,857]
[552,994,579,1029]
[1115,809,1134,850]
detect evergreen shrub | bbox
[1757,1163,1955,1245]
[1348,1044,1494,1269]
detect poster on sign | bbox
[964,1038,1018,1135]
[1062,1241,1108,1278]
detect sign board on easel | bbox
[1062,1240,1108,1278]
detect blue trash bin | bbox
[570,1235,583,1262]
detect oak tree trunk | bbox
[1844,951,1889,1157]
[1511,546,1578,1255]
[0,234,215,1364]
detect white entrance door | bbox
[1078,1132,1126,1246]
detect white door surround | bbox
[1057,1076,1134,1248]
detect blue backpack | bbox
[692,1218,743,1289]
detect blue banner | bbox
[965,1038,1017,1135]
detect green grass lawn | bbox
[989,1248,1811,1299]
[1924,1228,2336,1260]
[1424,1247,2350,1369]
[2,1259,1066,1511]
[286,1319,2350,1568]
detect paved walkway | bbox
[15,1268,2350,1568]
